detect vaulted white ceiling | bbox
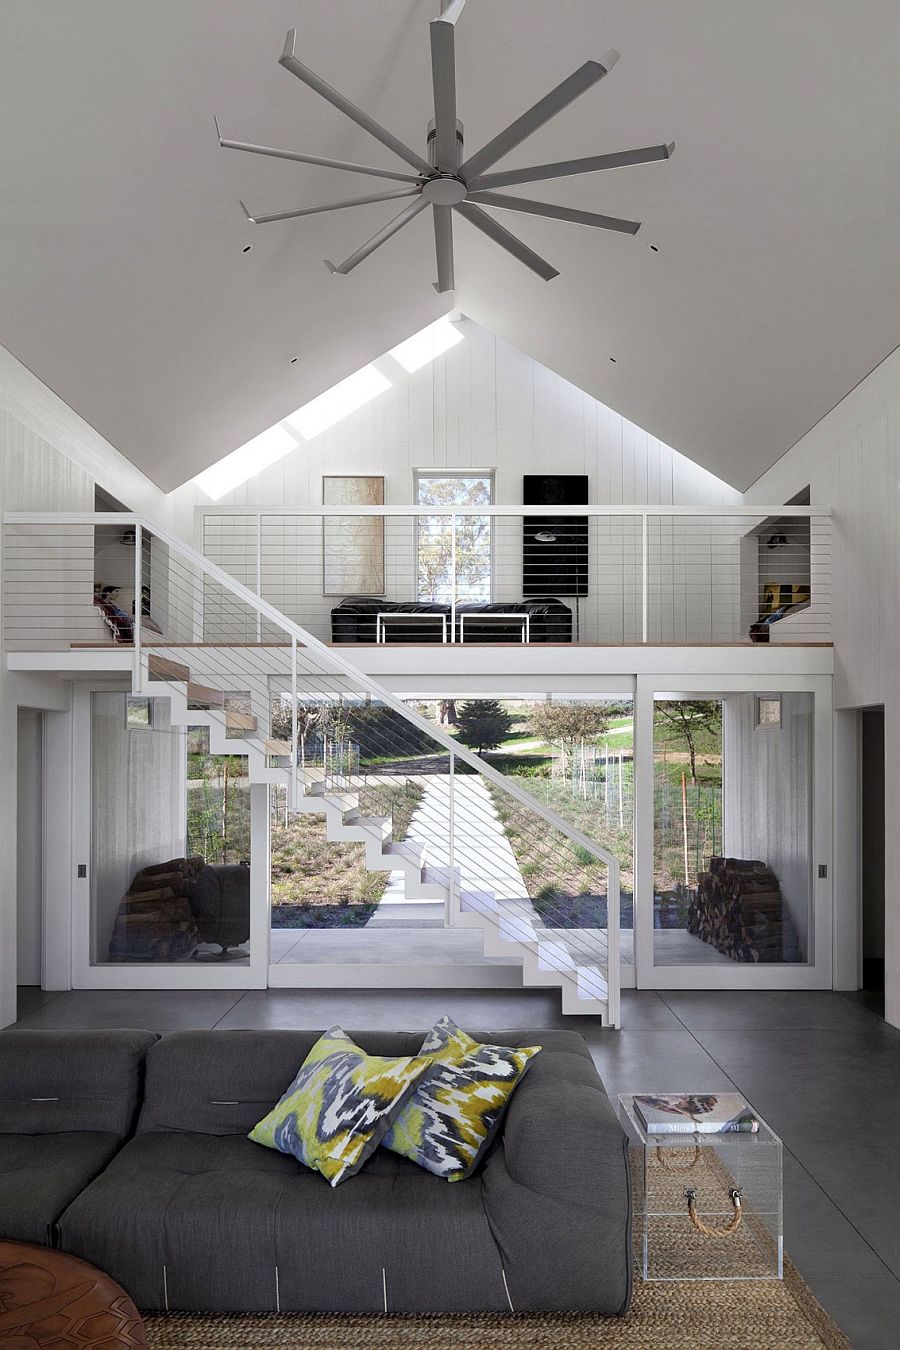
[1,0,899,492]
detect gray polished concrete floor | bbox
[11,985,900,1350]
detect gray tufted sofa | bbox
[0,1027,631,1315]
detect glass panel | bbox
[415,696,634,964]
[90,695,251,965]
[653,693,813,965]
[268,693,445,943]
[415,472,492,603]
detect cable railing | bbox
[197,504,831,647]
[2,505,832,653]
[3,511,626,1022]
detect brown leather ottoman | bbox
[0,1240,146,1348]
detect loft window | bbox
[414,471,494,604]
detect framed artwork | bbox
[755,695,782,729]
[322,475,385,596]
[522,474,589,597]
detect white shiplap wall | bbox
[745,343,900,1026]
[173,318,741,643]
[0,345,170,1028]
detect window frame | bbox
[413,468,496,604]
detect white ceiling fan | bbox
[217,1,674,292]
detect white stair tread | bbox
[383,840,427,864]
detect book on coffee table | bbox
[633,1093,760,1134]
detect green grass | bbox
[488,775,634,911]
[600,729,634,751]
[269,779,423,924]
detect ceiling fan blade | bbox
[215,119,423,185]
[241,188,421,225]
[458,52,619,181]
[454,201,558,281]
[430,2,466,171]
[325,197,430,276]
[466,190,640,235]
[468,142,675,192]
[432,205,455,292]
[279,29,433,176]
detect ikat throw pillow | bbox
[248,1026,429,1186]
[382,1016,541,1182]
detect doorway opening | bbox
[860,707,885,1015]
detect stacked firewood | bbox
[108,856,204,962]
[688,856,800,963]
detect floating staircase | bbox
[144,640,618,1021]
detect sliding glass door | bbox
[633,674,832,989]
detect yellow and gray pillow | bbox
[248,1026,428,1187]
[382,1016,541,1181]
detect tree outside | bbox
[186,728,251,865]
[527,701,611,773]
[416,474,492,603]
[654,700,722,783]
[652,699,724,911]
[454,699,513,754]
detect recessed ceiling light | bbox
[609,356,617,363]
[242,244,252,253]
[649,244,659,253]
[290,356,299,364]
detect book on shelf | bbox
[634,1093,760,1134]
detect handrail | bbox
[5,506,832,519]
[197,505,829,517]
[3,509,621,876]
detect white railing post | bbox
[290,635,298,810]
[450,512,457,643]
[255,512,262,643]
[641,512,649,644]
[133,521,143,692]
[447,751,456,927]
[608,853,620,1028]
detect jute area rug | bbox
[144,1256,850,1350]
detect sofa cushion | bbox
[58,1132,511,1313]
[0,1029,158,1136]
[481,1035,632,1314]
[331,598,449,645]
[248,1026,429,1186]
[382,1016,541,1181]
[0,1133,122,1246]
[136,1029,425,1135]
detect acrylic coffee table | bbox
[618,1094,783,1282]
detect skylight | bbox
[193,424,297,501]
[389,315,463,373]
[191,318,467,498]
[285,365,391,440]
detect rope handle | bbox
[654,1143,701,1172]
[684,1186,743,1238]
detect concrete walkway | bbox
[369,774,532,929]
